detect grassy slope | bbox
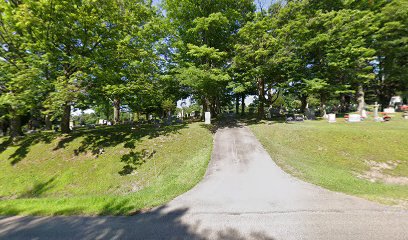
[0,122,213,215]
[250,115,408,206]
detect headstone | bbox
[361,109,367,118]
[328,114,336,123]
[69,121,74,130]
[348,114,361,123]
[295,114,304,122]
[285,114,294,122]
[205,112,211,125]
[373,102,382,122]
[384,107,395,114]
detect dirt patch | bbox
[356,160,408,185]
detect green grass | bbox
[250,114,408,207]
[0,122,213,215]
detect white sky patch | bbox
[72,109,95,116]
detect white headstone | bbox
[384,107,395,114]
[205,112,211,125]
[328,114,336,123]
[69,121,74,130]
[348,114,361,123]
[361,109,367,118]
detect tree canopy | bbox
[1,0,407,136]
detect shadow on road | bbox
[0,205,276,240]
[200,113,245,134]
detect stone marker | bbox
[205,112,211,125]
[373,102,382,122]
[328,114,336,123]
[361,109,367,118]
[348,114,361,123]
[384,107,395,114]
[403,111,408,120]
[285,114,295,122]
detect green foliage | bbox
[165,0,255,115]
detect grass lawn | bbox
[250,114,408,207]
[0,122,213,215]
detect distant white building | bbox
[389,96,402,107]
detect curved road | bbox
[1,125,407,239]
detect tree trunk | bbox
[10,115,23,138]
[235,95,239,115]
[241,94,245,116]
[113,98,121,125]
[202,96,210,120]
[320,94,327,117]
[44,114,52,130]
[357,83,365,114]
[0,119,7,136]
[60,103,71,133]
[300,95,308,113]
[339,95,347,113]
[257,78,265,119]
[210,102,216,117]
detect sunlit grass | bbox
[250,114,408,207]
[0,122,213,215]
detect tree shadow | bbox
[119,149,156,176]
[200,114,244,134]
[18,177,56,199]
[0,204,277,240]
[54,124,186,158]
[8,133,54,165]
[99,199,136,215]
[0,137,12,154]
[5,123,186,166]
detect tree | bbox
[8,0,127,133]
[0,0,49,137]
[374,0,408,107]
[165,0,255,117]
[91,1,168,125]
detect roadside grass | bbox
[250,114,408,207]
[0,122,213,215]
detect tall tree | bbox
[374,0,408,107]
[0,0,49,137]
[8,0,123,133]
[91,1,166,125]
[165,0,255,117]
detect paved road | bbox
[1,125,407,239]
